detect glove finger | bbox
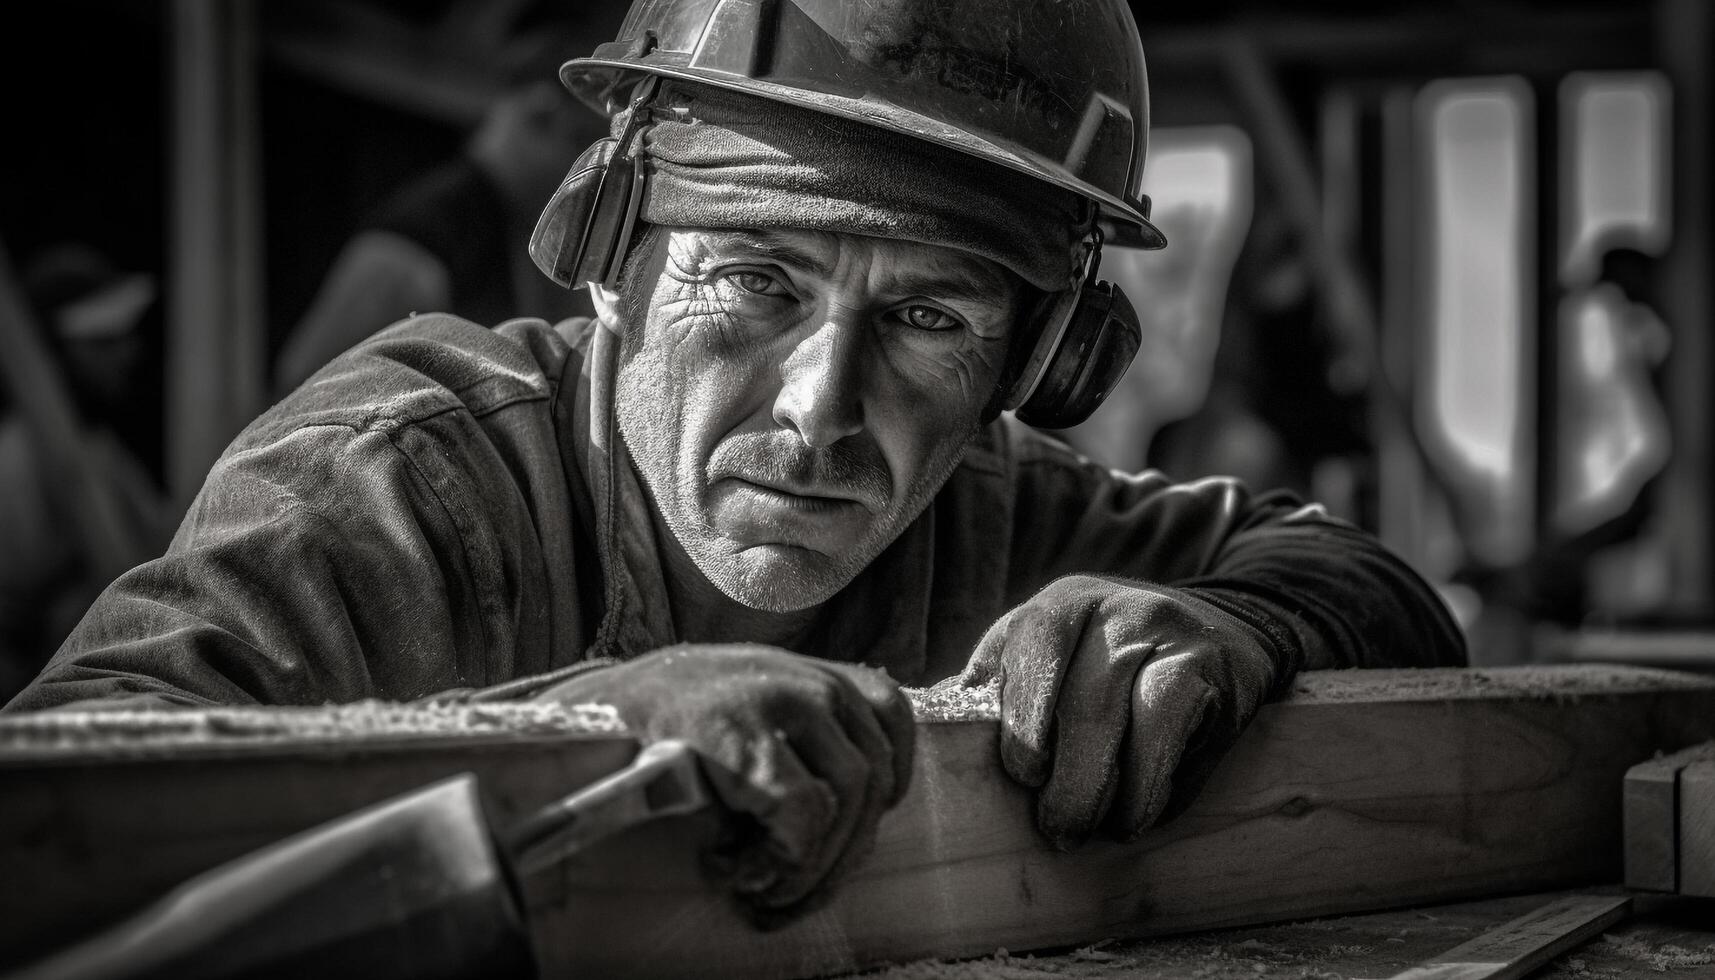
[822,661,916,805]
[1109,653,1221,840]
[1035,629,1159,850]
[1146,661,1259,828]
[994,598,1090,789]
[960,605,1019,686]
[751,714,873,912]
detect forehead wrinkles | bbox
[662,229,725,276]
[862,236,1017,299]
[681,227,840,277]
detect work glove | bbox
[535,644,914,925]
[953,575,1299,850]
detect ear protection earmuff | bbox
[530,76,1143,430]
[1003,230,1143,429]
[530,77,658,290]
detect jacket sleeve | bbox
[999,419,1466,671]
[6,427,488,711]
[4,316,588,713]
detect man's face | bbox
[611,227,1020,612]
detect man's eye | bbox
[724,270,788,296]
[898,305,961,332]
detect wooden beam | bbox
[1656,0,1715,616]
[1147,9,1651,76]
[1623,748,1687,892]
[3,666,1714,978]
[167,0,268,506]
[0,701,633,973]
[1627,739,1715,898]
[1681,759,1715,897]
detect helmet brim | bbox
[565,59,1168,252]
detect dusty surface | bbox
[1649,741,1715,768]
[0,699,624,756]
[906,677,1002,722]
[4,665,1707,755]
[904,665,1715,723]
[856,892,1715,979]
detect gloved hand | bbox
[535,644,914,924]
[954,575,1297,849]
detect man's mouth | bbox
[706,477,876,553]
[727,477,869,514]
[705,433,893,516]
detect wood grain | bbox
[1680,760,1715,897]
[1622,740,1715,896]
[1623,754,1684,892]
[3,666,1714,978]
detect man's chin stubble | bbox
[699,541,865,613]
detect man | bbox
[7,0,1463,924]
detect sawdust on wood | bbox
[905,677,1001,722]
[0,699,624,757]
[904,665,1715,723]
[1642,740,1715,768]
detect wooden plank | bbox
[1622,741,1715,894]
[1380,895,1630,980]
[1624,753,1682,891]
[0,702,634,973]
[3,666,1714,978]
[1681,760,1715,897]
[539,666,1715,978]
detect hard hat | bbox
[559,0,1166,251]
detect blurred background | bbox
[0,0,1709,701]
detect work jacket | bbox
[6,315,1464,712]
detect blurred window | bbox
[1417,77,1535,567]
[1554,72,1671,534]
[1066,126,1254,473]
[1562,72,1671,278]
[1554,72,1674,615]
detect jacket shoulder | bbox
[245,313,586,449]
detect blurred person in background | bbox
[272,31,607,394]
[1464,240,1673,630]
[1150,202,1370,518]
[0,244,171,700]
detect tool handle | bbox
[505,739,710,877]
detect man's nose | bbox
[773,314,866,447]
